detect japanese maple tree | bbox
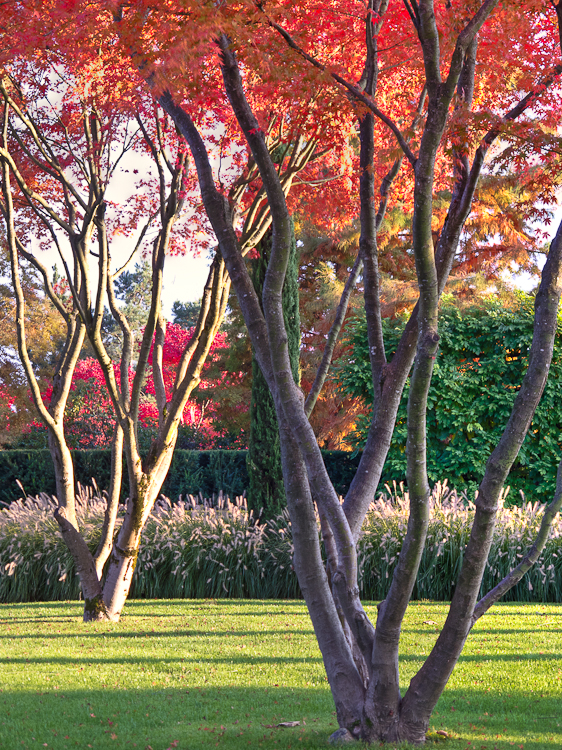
[103,0,562,743]
[4,0,562,741]
[0,4,342,620]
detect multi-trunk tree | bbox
[0,15,342,620]
[108,0,562,743]
[0,71,232,620]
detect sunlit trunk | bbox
[95,443,176,621]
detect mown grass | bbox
[0,600,560,750]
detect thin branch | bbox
[264,17,417,166]
[472,456,562,622]
[112,210,159,279]
[304,254,362,418]
[0,146,74,233]
[93,425,123,578]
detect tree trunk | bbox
[95,442,176,622]
[159,4,562,743]
[44,429,109,621]
[94,425,124,579]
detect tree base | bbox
[83,597,111,622]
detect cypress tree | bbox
[247,220,300,517]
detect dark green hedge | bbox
[0,448,360,506]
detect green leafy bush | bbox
[337,296,562,500]
[1,481,560,603]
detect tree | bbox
[0,8,336,620]
[108,0,562,742]
[171,299,202,329]
[5,0,562,741]
[0,67,230,621]
[247,220,300,516]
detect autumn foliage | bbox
[30,325,231,450]
[2,0,562,739]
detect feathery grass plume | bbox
[357,481,562,602]
[1,480,561,603]
[0,483,110,603]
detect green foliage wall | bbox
[247,220,301,517]
[337,296,562,500]
[0,448,356,507]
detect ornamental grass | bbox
[1,481,561,603]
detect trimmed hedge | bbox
[0,448,361,506]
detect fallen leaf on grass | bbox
[262,721,301,728]
[423,620,437,625]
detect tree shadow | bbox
[0,627,312,641]
[0,685,560,750]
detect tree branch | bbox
[472,457,562,622]
[304,254,362,418]
[264,16,417,166]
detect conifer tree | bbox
[247,220,300,516]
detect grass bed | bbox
[4,484,562,604]
[0,600,560,750]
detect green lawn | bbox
[0,600,560,749]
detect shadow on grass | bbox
[399,651,562,663]
[127,600,308,610]
[403,627,562,636]
[0,627,313,641]
[0,684,335,750]
[0,685,560,750]
[2,650,561,669]
[0,652,323,667]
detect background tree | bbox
[297,228,365,448]
[0,68,230,621]
[247,220,300,516]
[171,299,202,330]
[100,260,154,360]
